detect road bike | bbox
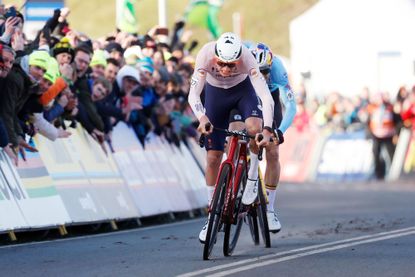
[199,124,266,260]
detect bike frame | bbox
[210,135,248,225]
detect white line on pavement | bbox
[207,229,415,277]
[178,226,415,277]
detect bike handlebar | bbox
[198,123,271,161]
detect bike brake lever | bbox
[198,123,212,147]
[257,134,264,161]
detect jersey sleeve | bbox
[271,57,297,133]
[188,44,209,121]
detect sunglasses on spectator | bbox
[216,60,237,68]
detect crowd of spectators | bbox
[292,84,415,179]
[1,5,414,180]
[0,6,199,166]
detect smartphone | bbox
[155,27,169,36]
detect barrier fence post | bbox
[188,210,195,218]
[8,231,17,241]
[58,225,68,236]
[169,212,176,221]
[110,220,118,231]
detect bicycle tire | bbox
[257,178,271,248]
[246,207,260,245]
[223,166,246,256]
[203,164,229,260]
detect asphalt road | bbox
[1,180,414,277]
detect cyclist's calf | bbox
[206,150,224,185]
[265,143,279,162]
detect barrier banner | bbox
[5,141,71,228]
[279,127,321,182]
[0,152,29,232]
[177,143,207,208]
[185,138,207,172]
[162,140,207,209]
[36,126,138,223]
[111,123,174,216]
[81,130,139,220]
[403,129,415,174]
[315,130,373,181]
[144,134,193,212]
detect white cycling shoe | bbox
[267,211,282,233]
[242,178,258,205]
[199,220,208,243]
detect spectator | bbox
[52,37,74,65]
[73,44,105,144]
[401,86,415,130]
[104,58,120,84]
[104,42,123,64]
[367,92,401,179]
[90,49,107,80]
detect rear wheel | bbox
[223,166,246,256]
[246,207,260,245]
[257,178,271,248]
[203,164,229,260]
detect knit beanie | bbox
[29,50,50,70]
[52,37,75,61]
[43,58,60,84]
[90,49,108,67]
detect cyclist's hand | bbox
[256,129,272,147]
[197,115,213,135]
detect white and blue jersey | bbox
[231,42,297,133]
[267,56,297,133]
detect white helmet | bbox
[252,42,273,71]
[215,32,242,63]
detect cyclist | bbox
[188,32,275,243]
[229,42,297,233]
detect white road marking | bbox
[208,229,415,277]
[178,226,415,277]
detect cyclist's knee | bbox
[245,122,261,135]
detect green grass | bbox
[5,0,317,57]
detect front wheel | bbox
[203,164,229,260]
[257,178,271,248]
[223,166,246,256]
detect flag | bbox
[185,0,223,39]
[116,0,138,34]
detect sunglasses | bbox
[216,60,237,68]
[260,68,271,75]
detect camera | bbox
[155,27,169,36]
[5,6,16,18]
